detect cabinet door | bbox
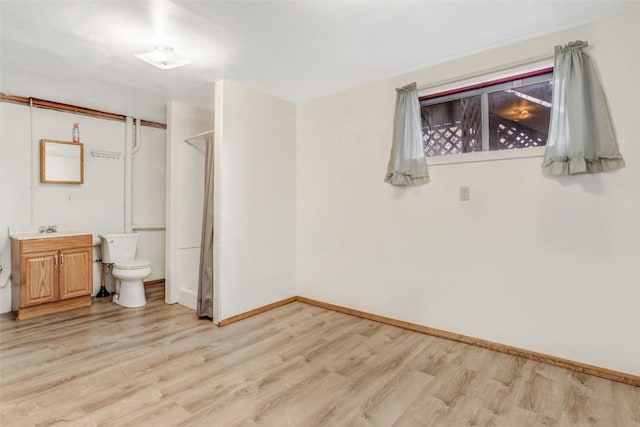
[59,247,92,300]
[21,251,58,307]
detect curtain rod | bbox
[184,129,214,143]
[416,53,554,93]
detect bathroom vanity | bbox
[10,233,93,320]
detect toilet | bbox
[99,233,152,308]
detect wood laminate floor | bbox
[1,284,638,426]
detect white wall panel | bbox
[0,103,31,313]
[133,125,167,281]
[216,80,297,320]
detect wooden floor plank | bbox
[1,284,638,426]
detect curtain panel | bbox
[542,40,625,176]
[197,133,214,319]
[385,82,430,186]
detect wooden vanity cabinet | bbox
[11,234,93,320]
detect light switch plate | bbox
[459,186,470,201]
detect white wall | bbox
[32,109,125,233]
[296,12,640,375]
[216,80,297,320]
[166,101,213,309]
[0,102,166,312]
[132,125,167,282]
[0,102,31,313]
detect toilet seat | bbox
[114,259,151,270]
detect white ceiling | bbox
[1,0,638,123]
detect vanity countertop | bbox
[9,225,106,246]
[9,230,92,240]
[9,224,96,242]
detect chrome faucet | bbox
[39,225,57,233]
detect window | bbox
[419,68,553,157]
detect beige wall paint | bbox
[296,12,640,375]
[216,80,297,320]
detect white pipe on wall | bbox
[29,98,35,225]
[132,225,166,231]
[130,118,146,232]
[124,117,133,233]
[133,118,142,154]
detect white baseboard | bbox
[178,287,197,310]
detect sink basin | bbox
[9,231,90,240]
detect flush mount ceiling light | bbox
[134,46,191,70]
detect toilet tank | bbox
[99,233,140,264]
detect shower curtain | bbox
[197,133,214,319]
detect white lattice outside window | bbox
[420,69,553,158]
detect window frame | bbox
[418,64,554,166]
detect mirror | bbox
[40,139,84,184]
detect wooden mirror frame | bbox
[40,139,84,184]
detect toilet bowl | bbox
[99,234,152,308]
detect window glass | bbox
[420,70,552,157]
[422,95,482,156]
[488,80,552,150]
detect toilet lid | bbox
[115,259,151,270]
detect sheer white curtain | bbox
[385,82,430,186]
[542,40,625,176]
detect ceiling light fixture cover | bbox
[134,46,191,70]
